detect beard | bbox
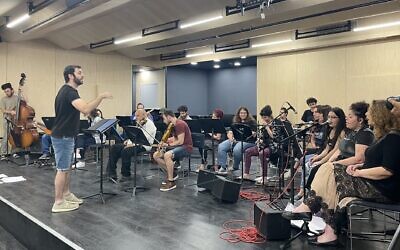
[74,76,83,86]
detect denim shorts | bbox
[51,136,74,171]
[171,146,191,161]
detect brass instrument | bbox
[154,122,174,158]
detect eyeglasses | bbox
[328,116,339,119]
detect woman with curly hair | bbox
[217,106,257,175]
[283,100,400,246]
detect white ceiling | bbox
[1,0,400,66]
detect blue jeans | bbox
[171,146,191,161]
[51,136,74,171]
[217,139,255,170]
[41,134,52,154]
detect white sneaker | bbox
[74,152,81,159]
[217,168,228,175]
[74,161,85,169]
[284,170,292,180]
[256,177,269,185]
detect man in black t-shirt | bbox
[51,65,112,213]
[301,97,318,122]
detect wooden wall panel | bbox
[0,40,134,135]
[96,53,132,117]
[257,40,400,123]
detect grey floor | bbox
[0,152,395,250]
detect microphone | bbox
[295,121,313,126]
[286,101,297,114]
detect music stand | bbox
[231,123,253,181]
[82,119,118,204]
[184,120,202,133]
[41,117,55,130]
[116,116,133,127]
[199,119,226,167]
[122,126,151,196]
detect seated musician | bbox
[243,105,274,183]
[153,109,193,192]
[283,100,400,246]
[107,109,156,182]
[74,109,103,168]
[177,105,192,120]
[196,108,224,172]
[217,106,257,175]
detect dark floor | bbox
[0,153,395,250]
[0,225,26,250]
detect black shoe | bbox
[282,211,312,221]
[308,237,338,247]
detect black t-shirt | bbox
[51,85,80,138]
[363,133,400,202]
[338,126,374,159]
[313,124,328,149]
[301,110,314,122]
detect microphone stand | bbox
[279,122,320,203]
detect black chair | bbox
[185,133,205,178]
[347,199,400,249]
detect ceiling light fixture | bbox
[180,15,223,29]
[114,35,142,45]
[241,56,247,59]
[6,14,30,28]
[353,20,400,32]
[214,59,221,62]
[186,51,214,58]
[213,65,220,69]
[234,62,241,66]
[252,39,292,48]
[190,62,198,65]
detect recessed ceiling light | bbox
[240,56,247,59]
[190,62,198,65]
[252,39,292,48]
[180,15,223,29]
[213,65,220,69]
[353,20,400,32]
[214,59,221,62]
[114,35,142,45]
[186,51,214,58]
[6,14,30,28]
[234,62,241,66]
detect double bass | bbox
[8,73,39,149]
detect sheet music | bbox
[285,202,326,234]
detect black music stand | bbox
[123,126,150,196]
[231,123,253,181]
[185,120,202,133]
[116,116,133,127]
[82,119,118,204]
[41,117,55,130]
[199,119,226,168]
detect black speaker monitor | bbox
[254,202,290,240]
[211,175,241,203]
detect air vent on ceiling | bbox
[295,21,352,40]
[142,20,179,36]
[226,0,286,16]
[214,39,250,53]
[160,51,186,61]
[90,38,114,49]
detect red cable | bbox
[219,220,266,244]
